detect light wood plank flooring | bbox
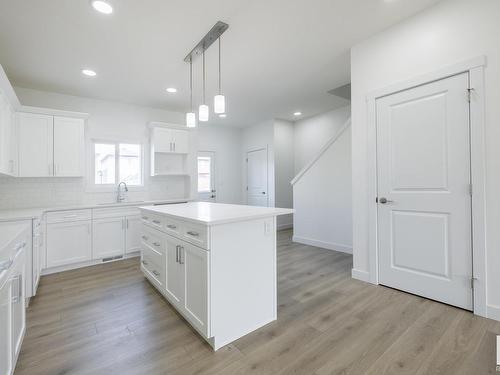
[15,230,500,374]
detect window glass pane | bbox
[119,143,142,186]
[197,156,211,192]
[95,143,115,184]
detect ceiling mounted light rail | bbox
[183,21,229,127]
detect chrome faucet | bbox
[117,181,128,203]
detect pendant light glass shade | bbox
[214,95,225,114]
[186,112,196,128]
[199,105,209,122]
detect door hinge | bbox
[470,277,477,289]
[467,88,475,103]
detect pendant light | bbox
[214,37,226,114]
[186,58,196,128]
[199,49,209,122]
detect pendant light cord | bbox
[218,37,221,95]
[202,49,206,104]
[189,58,193,111]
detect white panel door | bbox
[46,221,92,268]
[246,148,268,207]
[181,243,208,336]
[53,116,85,177]
[92,217,125,259]
[18,113,54,177]
[125,216,142,254]
[376,72,473,310]
[164,237,183,307]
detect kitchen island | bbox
[139,202,293,350]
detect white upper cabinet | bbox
[18,112,85,177]
[0,90,16,176]
[151,126,189,154]
[53,116,85,176]
[18,113,54,177]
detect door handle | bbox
[179,246,184,265]
[378,197,394,204]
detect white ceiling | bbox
[0,0,442,127]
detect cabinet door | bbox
[181,243,209,336]
[18,113,54,177]
[171,129,189,154]
[125,215,142,254]
[46,221,92,268]
[54,116,85,177]
[93,217,125,259]
[0,280,12,375]
[10,258,25,362]
[152,127,173,153]
[164,237,183,306]
[0,92,11,174]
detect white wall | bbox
[274,120,294,229]
[293,126,352,253]
[241,120,275,208]
[294,106,351,173]
[0,87,241,209]
[351,0,500,318]
[197,124,243,204]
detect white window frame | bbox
[88,139,145,192]
[197,151,216,201]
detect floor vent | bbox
[102,255,124,262]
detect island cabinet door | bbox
[181,243,209,337]
[164,237,184,307]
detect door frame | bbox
[246,147,269,206]
[365,56,487,317]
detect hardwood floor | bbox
[15,230,500,375]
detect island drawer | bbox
[141,212,164,230]
[141,227,165,254]
[182,221,208,249]
[142,245,164,269]
[163,217,181,237]
[141,252,165,288]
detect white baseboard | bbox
[292,235,352,254]
[278,223,293,231]
[351,268,370,283]
[487,304,500,322]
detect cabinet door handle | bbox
[186,231,199,237]
[167,224,177,229]
[142,259,148,266]
[152,242,160,247]
[175,245,179,263]
[142,235,148,241]
[152,220,161,225]
[142,216,149,221]
[179,246,184,265]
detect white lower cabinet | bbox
[125,215,142,254]
[46,220,92,268]
[142,225,209,338]
[0,279,12,375]
[92,217,125,259]
[10,257,25,364]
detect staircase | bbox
[291,118,352,253]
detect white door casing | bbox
[246,148,268,207]
[376,72,473,310]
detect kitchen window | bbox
[93,141,143,187]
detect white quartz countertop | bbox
[0,199,189,222]
[140,202,294,226]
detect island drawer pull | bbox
[186,231,199,237]
[142,260,148,266]
[179,246,184,264]
[141,235,148,240]
[152,242,161,247]
[152,220,161,224]
[167,224,177,229]
[142,216,149,220]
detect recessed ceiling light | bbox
[166,88,177,93]
[91,0,113,14]
[219,114,227,118]
[293,111,302,116]
[81,69,97,77]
